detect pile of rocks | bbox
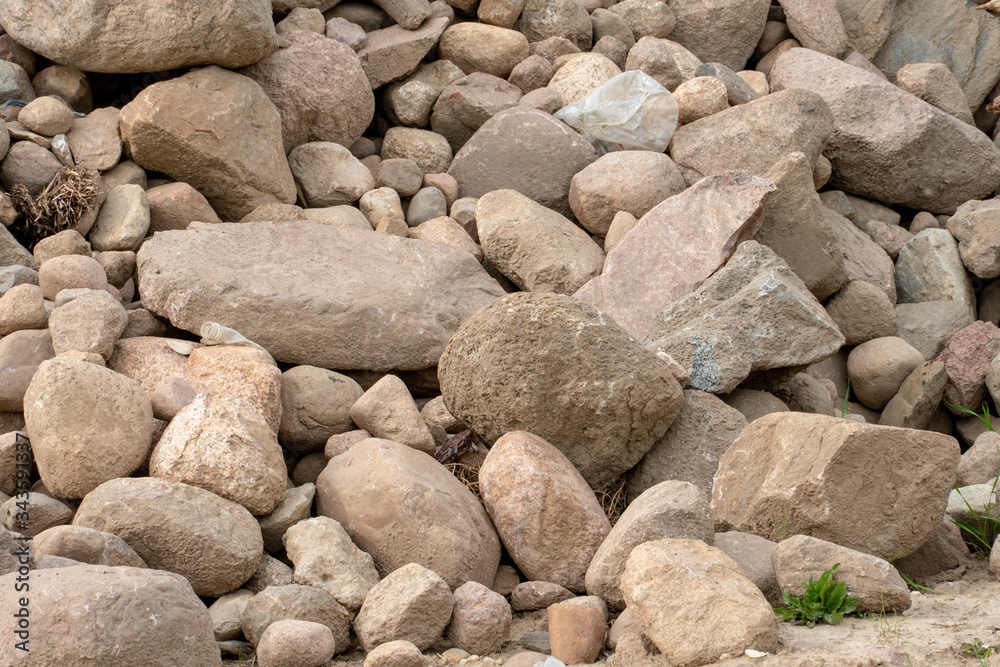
[2,0,1000,664]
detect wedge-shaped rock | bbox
[0,0,276,74]
[315,438,501,589]
[575,171,775,340]
[476,189,605,295]
[772,535,911,613]
[438,292,683,488]
[644,241,844,394]
[620,539,778,667]
[754,151,846,300]
[357,18,450,89]
[712,412,960,560]
[669,89,834,187]
[119,66,295,221]
[896,229,976,321]
[137,221,505,371]
[770,48,1000,214]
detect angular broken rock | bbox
[438,292,683,489]
[643,241,844,394]
[476,189,605,295]
[137,221,504,371]
[586,480,714,612]
[119,66,296,221]
[479,431,611,593]
[575,171,775,340]
[666,0,769,72]
[937,321,1000,412]
[772,535,911,612]
[0,0,277,74]
[626,389,747,500]
[879,361,948,430]
[316,438,501,589]
[349,374,436,454]
[669,89,834,188]
[712,412,960,560]
[620,539,778,666]
[770,48,1000,214]
[283,516,380,615]
[356,18,450,90]
[947,198,1000,280]
[353,563,453,652]
[826,209,898,304]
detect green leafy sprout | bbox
[961,638,996,665]
[774,564,860,627]
[950,474,1000,556]
[946,401,995,432]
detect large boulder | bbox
[669,89,834,187]
[643,241,844,394]
[239,31,374,153]
[770,48,1000,214]
[620,539,778,666]
[0,565,220,666]
[438,292,683,489]
[119,66,295,221]
[136,221,504,371]
[479,431,611,592]
[872,0,1000,109]
[665,0,769,71]
[711,412,960,561]
[73,477,264,596]
[0,0,276,74]
[575,171,775,340]
[315,438,501,589]
[448,106,597,218]
[24,358,153,499]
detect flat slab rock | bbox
[136,220,505,371]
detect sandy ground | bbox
[225,556,1000,667]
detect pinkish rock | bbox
[479,431,611,593]
[446,581,512,655]
[574,171,775,339]
[937,321,1000,412]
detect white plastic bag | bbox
[554,71,679,154]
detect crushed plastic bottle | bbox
[554,70,679,155]
[532,657,566,667]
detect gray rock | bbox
[666,0,770,72]
[895,229,977,321]
[694,62,760,105]
[644,241,844,394]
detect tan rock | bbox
[356,18,450,90]
[548,602,607,664]
[879,360,948,430]
[349,375,435,454]
[106,336,196,397]
[0,283,45,335]
[896,62,975,126]
[316,438,501,589]
[364,640,426,667]
[257,619,337,667]
[120,66,295,221]
[24,358,152,499]
[283,516,380,615]
[48,289,128,359]
[149,393,287,515]
[73,476,263,596]
[209,590,254,641]
[667,0,769,72]
[586,480,713,611]
[186,345,282,433]
[18,96,74,137]
[240,584,351,649]
[0,330,54,412]
[447,581,513,655]
[825,280,897,345]
[279,366,362,453]
[673,76,729,124]
[549,53,622,105]
[620,539,778,666]
[145,182,222,233]
[480,431,611,593]
[409,217,482,261]
[847,336,924,410]
[772,534,910,612]
[37,254,107,301]
[476,189,605,295]
[259,483,315,553]
[510,580,574,611]
[439,24,531,79]
[353,563,453,651]
[65,107,122,171]
[711,412,960,560]
[0,564,221,666]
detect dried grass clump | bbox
[9,166,100,246]
[597,475,628,526]
[445,461,482,502]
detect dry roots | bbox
[446,462,482,502]
[9,166,100,246]
[597,475,629,526]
